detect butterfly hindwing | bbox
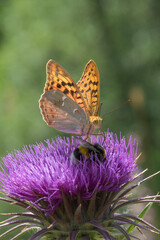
[40,89,88,134]
[77,60,100,116]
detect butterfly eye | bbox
[93,119,99,125]
[93,118,102,125]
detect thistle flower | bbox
[0,131,160,240]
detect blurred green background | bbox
[0,0,160,239]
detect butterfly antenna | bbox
[99,102,103,116]
[102,99,131,118]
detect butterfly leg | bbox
[91,131,106,145]
[68,135,75,156]
[99,128,106,145]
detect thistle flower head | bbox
[0,131,159,240]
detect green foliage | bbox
[126,201,154,236]
[0,0,160,239]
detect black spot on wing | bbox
[63,89,69,94]
[91,89,97,94]
[89,80,98,86]
[62,81,66,86]
[57,83,61,88]
[70,90,74,96]
[86,87,91,93]
[68,82,74,87]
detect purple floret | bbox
[0,131,137,212]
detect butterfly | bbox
[39,59,102,136]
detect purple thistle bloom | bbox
[0,132,137,210]
[0,131,160,240]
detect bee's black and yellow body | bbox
[70,142,106,163]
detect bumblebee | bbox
[70,140,106,164]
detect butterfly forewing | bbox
[77,60,100,116]
[45,60,88,114]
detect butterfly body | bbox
[39,59,102,136]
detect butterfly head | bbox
[90,116,102,130]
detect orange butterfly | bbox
[39,60,102,136]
